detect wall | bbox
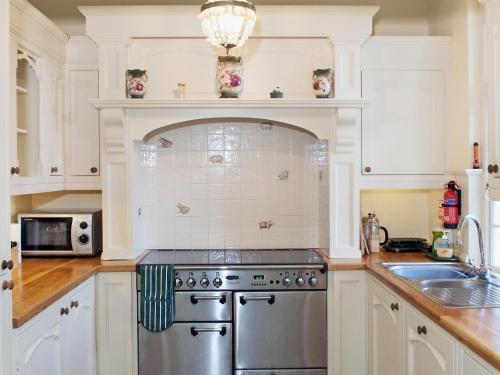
[361,189,442,243]
[136,120,329,250]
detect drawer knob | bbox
[2,280,14,290]
[1,260,13,270]
[10,167,20,175]
[488,164,499,174]
[364,166,372,173]
[417,325,427,335]
[70,300,79,308]
[60,307,70,316]
[390,302,399,311]
[90,167,98,174]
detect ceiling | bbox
[27,0,429,20]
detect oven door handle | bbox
[190,295,227,304]
[239,295,275,305]
[190,326,227,336]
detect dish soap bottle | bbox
[434,232,453,259]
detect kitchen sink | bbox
[418,279,500,308]
[382,263,475,280]
[381,262,500,308]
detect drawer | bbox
[139,322,232,375]
[175,291,232,322]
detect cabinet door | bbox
[0,275,12,375]
[68,70,100,177]
[463,352,495,375]
[332,271,367,375]
[403,305,455,375]
[368,277,402,375]
[362,70,445,175]
[45,61,64,177]
[65,278,96,375]
[15,305,64,375]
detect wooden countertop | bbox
[12,256,137,328]
[325,251,500,370]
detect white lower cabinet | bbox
[96,272,136,375]
[403,304,456,375]
[368,275,499,375]
[13,277,96,375]
[368,276,403,375]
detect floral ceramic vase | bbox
[312,68,333,98]
[216,56,244,98]
[127,69,148,99]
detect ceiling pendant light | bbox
[199,0,257,55]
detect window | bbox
[489,201,500,271]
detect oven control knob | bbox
[200,277,210,288]
[282,277,291,288]
[79,222,88,230]
[213,277,223,288]
[296,276,305,287]
[187,278,196,288]
[309,276,319,287]
[175,278,183,288]
[78,234,89,245]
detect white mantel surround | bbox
[82,5,378,260]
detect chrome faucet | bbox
[457,214,489,280]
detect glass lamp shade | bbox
[199,0,256,53]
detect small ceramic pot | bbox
[270,87,284,98]
[127,69,148,99]
[312,68,333,98]
[216,56,244,98]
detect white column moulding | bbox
[83,5,379,260]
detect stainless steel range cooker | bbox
[137,249,328,375]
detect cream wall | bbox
[361,189,442,243]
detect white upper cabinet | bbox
[68,70,99,178]
[362,69,445,175]
[65,36,101,190]
[9,0,67,195]
[361,37,450,178]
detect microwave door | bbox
[21,217,74,253]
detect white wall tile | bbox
[140,121,328,250]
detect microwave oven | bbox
[18,210,102,257]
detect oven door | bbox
[20,216,75,255]
[138,322,232,375]
[234,291,327,370]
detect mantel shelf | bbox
[90,98,370,109]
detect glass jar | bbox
[216,56,244,98]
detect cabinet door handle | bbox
[70,300,79,308]
[364,166,372,173]
[390,302,399,311]
[488,164,499,174]
[50,167,59,174]
[2,280,14,290]
[417,325,427,335]
[90,167,98,174]
[10,167,20,175]
[1,260,13,270]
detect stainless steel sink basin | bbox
[382,262,475,280]
[381,262,500,308]
[418,279,500,308]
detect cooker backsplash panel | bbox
[135,121,329,250]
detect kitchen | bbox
[1,0,500,374]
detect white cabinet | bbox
[403,304,456,375]
[461,347,498,375]
[9,0,67,195]
[68,70,100,178]
[64,36,101,190]
[361,37,450,179]
[96,272,136,375]
[0,274,13,375]
[13,277,96,375]
[368,276,403,375]
[362,70,445,175]
[330,271,367,375]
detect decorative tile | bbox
[277,170,289,181]
[208,153,224,165]
[176,203,191,215]
[158,136,173,149]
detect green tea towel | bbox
[139,264,175,332]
